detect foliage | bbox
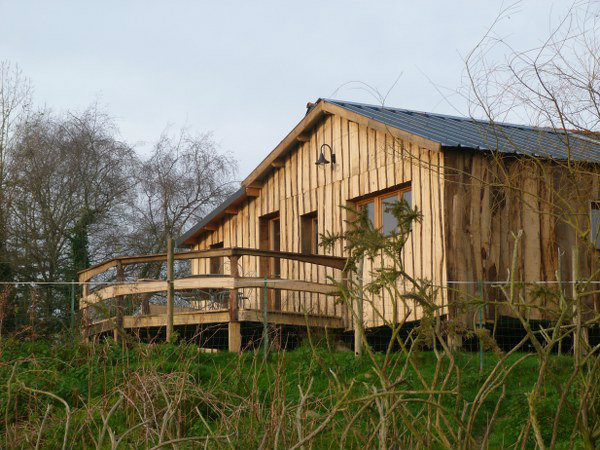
[0,338,588,450]
[0,64,238,336]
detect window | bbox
[301,212,319,254]
[209,242,224,274]
[356,186,412,235]
[592,202,600,250]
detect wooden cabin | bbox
[81,98,600,350]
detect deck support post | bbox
[228,255,241,352]
[166,238,175,342]
[114,260,125,342]
[228,321,241,353]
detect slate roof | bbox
[326,99,600,162]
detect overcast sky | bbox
[0,1,574,179]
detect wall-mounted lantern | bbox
[315,143,336,166]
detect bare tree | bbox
[0,62,31,283]
[7,107,134,331]
[125,128,238,258]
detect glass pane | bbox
[592,206,600,250]
[361,201,375,226]
[381,196,398,235]
[402,189,412,207]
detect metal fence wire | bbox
[0,280,598,356]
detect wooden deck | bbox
[82,309,344,338]
[79,247,348,351]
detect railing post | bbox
[79,273,89,334]
[114,260,125,342]
[166,238,175,343]
[262,276,269,362]
[228,254,241,352]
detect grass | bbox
[0,336,582,449]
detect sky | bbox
[0,0,576,179]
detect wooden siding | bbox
[192,113,447,328]
[443,150,600,322]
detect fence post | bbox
[572,246,588,361]
[114,260,125,342]
[70,283,76,339]
[355,257,364,357]
[80,273,89,330]
[166,238,175,343]
[228,254,241,352]
[263,276,269,362]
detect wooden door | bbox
[259,214,281,310]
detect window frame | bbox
[355,186,412,233]
[301,211,319,255]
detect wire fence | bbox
[0,280,598,356]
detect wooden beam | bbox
[166,238,175,342]
[239,309,344,328]
[82,318,115,337]
[235,277,339,295]
[84,309,343,338]
[79,247,347,282]
[228,321,241,353]
[271,159,285,169]
[122,310,230,328]
[245,187,261,197]
[229,255,239,322]
[296,134,311,142]
[81,275,339,308]
[242,101,326,187]
[241,98,443,189]
[224,206,238,215]
[203,223,218,231]
[81,277,234,306]
[229,248,347,270]
[114,261,124,342]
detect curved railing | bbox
[79,247,349,337]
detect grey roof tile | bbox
[326,99,600,162]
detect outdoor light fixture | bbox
[315,143,336,166]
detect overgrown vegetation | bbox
[1,180,597,449]
[0,338,588,450]
[1,3,600,450]
[0,62,238,335]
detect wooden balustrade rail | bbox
[80,248,349,349]
[78,247,347,283]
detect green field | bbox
[0,336,588,450]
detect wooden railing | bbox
[79,247,349,347]
[79,247,347,283]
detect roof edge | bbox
[175,187,246,248]
[242,99,328,187]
